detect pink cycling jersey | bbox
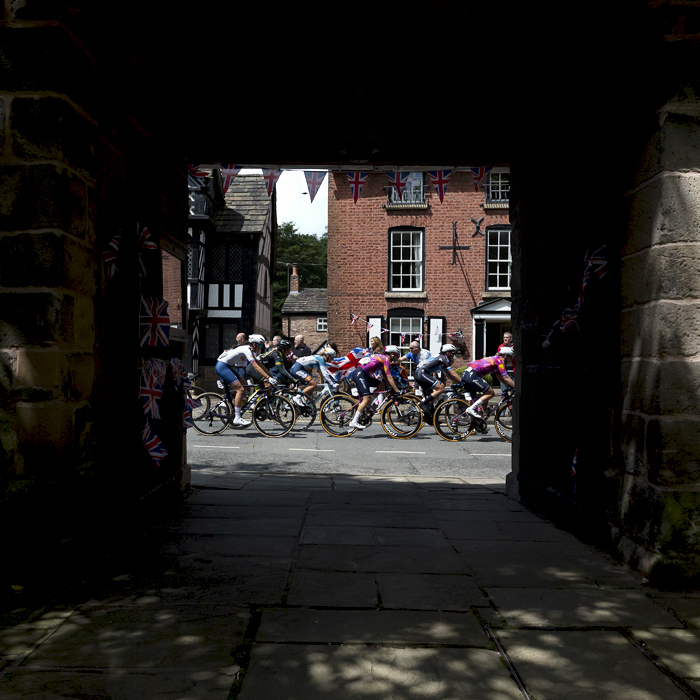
[468,355,509,379]
[358,353,391,377]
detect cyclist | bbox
[215,334,278,426]
[386,344,409,392]
[462,346,515,420]
[414,343,463,420]
[258,338,297,385]
[289,347,340,407]
[348,347,400,430]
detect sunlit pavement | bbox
[2,471,699,699]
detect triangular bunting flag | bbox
[470,166,493,192]
[262,169,283,196]
[427,170,452,203]
[346,172,369,203]
[304,171,327,203]
[387,172,410,198]
[220,164,241,194]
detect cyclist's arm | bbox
[446,368,462,385]
[250,359,273,380]
[315,356,339,388]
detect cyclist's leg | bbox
[348,368,372,429]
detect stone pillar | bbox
[620,94,700,580]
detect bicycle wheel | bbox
[252,394,296,437]
[191,392,231,435]
[291,394,317,431]
[434,399,475,442]
[494,403,513,442]
[380,395,423,439]
[319,395,359,436]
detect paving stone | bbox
[0,610,72,659]
[423,495,528,511]
[456,541,640,588]
[377,573,488,610]
[300,526,374,545]
[297,545,467,574]
[244,477,332,490]
[25,605,249,668]
[631,628,700,677]
[238,644,523,699]
[257,608,489,645]
[374,527,450,547]
[310,491,424,505]
[287,572,378,607]
[171,517,302,536]
[175,504,307,520]
[441,520,577,542]
[0,669,235,700]
[163,534,297,558]
[651,593,700,628]
[304,511,440,528]
[497,630,690,700]
[487,589,683,627]
[434,508,545,522]
[186,490,309,506]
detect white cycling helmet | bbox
[498,346,514,356]
[384,344,400,355]
[249,334,266,346]
[441,343,457,354]
[321,347,336,358]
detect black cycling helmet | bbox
[277,339,292,350]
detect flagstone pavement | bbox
[2,472,700,699]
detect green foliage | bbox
[272,222,327,334]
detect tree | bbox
[272,222,327,334]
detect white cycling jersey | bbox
[217,345,256,367]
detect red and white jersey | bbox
[217,345,255,367]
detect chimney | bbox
[290,264,299,294]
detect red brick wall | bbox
[327,172,509,366]
[281,314,327,350]
[162,253,182,325]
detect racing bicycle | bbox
[433,387,514,442]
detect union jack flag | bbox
[138,225,158,250]
[262,169,283,196]
[142,424,168,464]
[470,166,493,192]
[145,358,168,387]
[542,319,560,349]
[351,313,359,325]
[139,296,170,347]
[304,171,327,203]
[366,321,372,333]
[427,170,452,203]
[400,333,406,344]
[328,347,367,381]
[585,245,608,278]
[183,408,194,431]
[560,307,579,332]
[188,164,207,178]
[140,367,163,419]
[387,172,410,198]
[170,358,186,389]
[221,164,241,193]
[102,233,120,279]
[346,172,369,203]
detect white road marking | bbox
[196,445,240,449]
[470,454,510,456]
[375,451,426,454]
[289,448,335,452]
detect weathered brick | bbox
[621,245,700,307]
[624,174,700,256]
[0,292,74,346]
[620,301,700,359]
[0,165,89,237]
[0,231,97,293]
[11,97,97,175]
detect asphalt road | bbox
[187,418,512,482]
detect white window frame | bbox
[388,172,425,204]
[389,229,424,291]
[316,317,327,332]
[487,227,512,291]
[388,316,423,378]
[487,172,510,202]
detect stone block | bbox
[72,296,95,348]
[625,175,700,256]
[620,302,700,359]
[621,412,648,476]
[16,401,74,473]
[0,292,74,347]
[647,417,700,485]
[10,97,97,175]
[15,348,65,388]
[621,245,700,307]
[66,353,95,400]
[0,165,88,238]
[0,349,15,394]
[621,359,699,416]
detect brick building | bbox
[327,169,510,365]
[281,265,328,350]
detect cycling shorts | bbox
[350,367,382,397]
[413,367,441,393]
[246,364,266,383]
[215,361,246,386]
[461,368,491,394]
[289,362,313,384]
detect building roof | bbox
[281,288,328,315]
[214,174,271,233]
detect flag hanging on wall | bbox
[141,424,168,464]
[262,169,283,196]
[102,233,121,279]
[346,172,369,203]
[140,367,164,419]
[427,170,452,203]
[387,172,410,198]
[139,296,170,347]
[188,164,207,178]
[221,164,241,194]
[304,171,327,203]
[470,166,493,192]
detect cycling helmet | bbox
[498,346,514,357]
[277,339,292,350]
[384,344,400,356]
[249,333,266,346]
[441,343,457,354]
[321,347,336,358]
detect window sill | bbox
[385,291,428,299]
[384,203,429,210]
[482,201,509,209]
[482,291,511,299]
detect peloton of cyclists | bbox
[414,343,463,421]
[288,347,340,406]
[461,346,515,420]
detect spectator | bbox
[291,334,311,361]
[497,331,515,390]
[233,332,247,348]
